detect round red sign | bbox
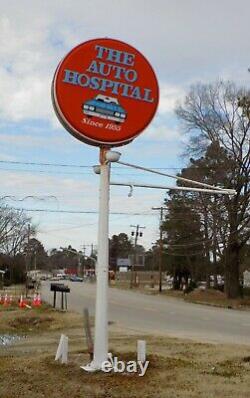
[52,38,159,147]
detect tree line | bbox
[0,81,249,299]
[162,80,250,298]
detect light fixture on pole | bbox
[93,165,101,175]
[105,150,121,163]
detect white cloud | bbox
[0,153,17,161]
[143,124,181,142]
[158,84,185,114]
[0,131,72,149]
[0,12,60,123]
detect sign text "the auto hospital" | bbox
[63,46,155,103]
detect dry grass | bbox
[113,280,250,310]
[0,284,26,299]
[1,306,250,397]
[183,289,250,310]
[0,304,84,334]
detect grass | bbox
[0,304,84,334]
[1,305,250,397]
[0,284,26,298]
[181,289,250,310]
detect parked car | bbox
[70,275,83,282]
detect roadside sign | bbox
[117,258,131,267]
[52,38,159,147]
[119,267,128,272]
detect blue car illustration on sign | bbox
[82,94,127,123]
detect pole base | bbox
[80,361,100,372]
[80,353,113,372]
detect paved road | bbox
[42,281,250,345]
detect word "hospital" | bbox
[62,45,155,103]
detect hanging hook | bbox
[128,185,134,197]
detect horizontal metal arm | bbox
[117,161,236,194]
[110,181,236,196]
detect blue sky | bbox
[0,0,250,253]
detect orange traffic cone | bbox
[3,294,9,306]
[36,293,41,307]
[0,294,3,305]
[32,293,37,307]
[19,294,26,309]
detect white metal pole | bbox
[93,147,110,369]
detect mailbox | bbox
[50,283,70,293]
[50,283,70,310]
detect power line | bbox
[0,195,57,202]
[0,167,171,177]
[38,221,97,233]
[38,213,149,233]
[0,159,212,171]
[0,167,94,175]
[0,160,90,168]
[11,207,155,216]
[0,159,180,169]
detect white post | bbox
[61,335,68,364]
[137,340,146,363]
[55,334,64,361]
[92,147,110,369]
[55,334,68,364]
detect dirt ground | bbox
[1,304,250,398]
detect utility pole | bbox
[130,224,145,288]
[81,245,86,276]
[152,207,166,293]
[81,243,96,257]
[77,253,81,277]
[81,244,96,276]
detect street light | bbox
[93,165,101,175]
[105,150,121,163]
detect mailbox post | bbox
[50,283,70,310]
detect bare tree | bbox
[176,81,250,298]
[0,204,34,256]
